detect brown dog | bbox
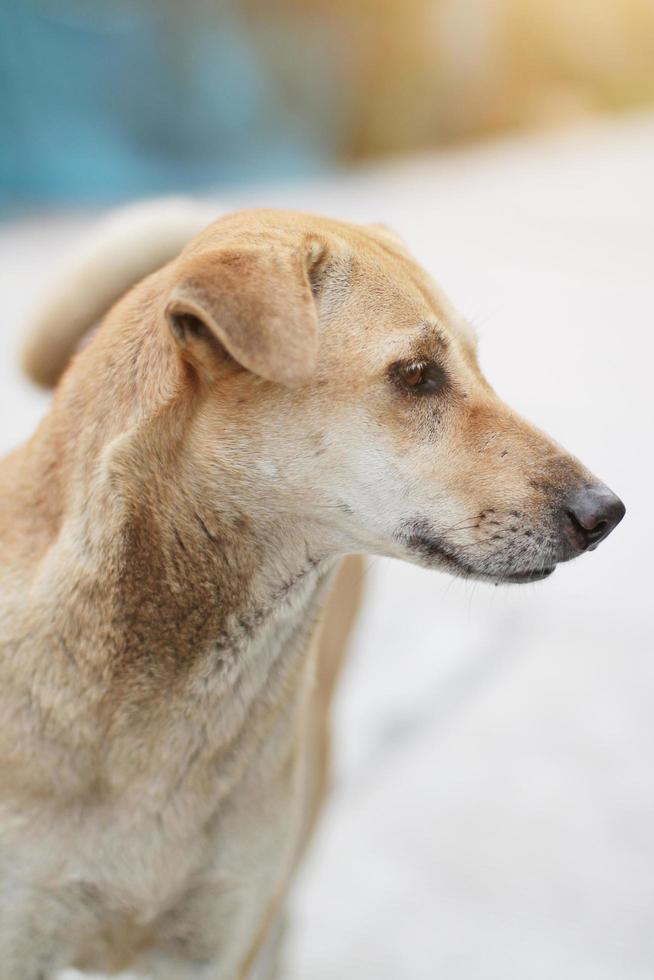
[0,207,624,979]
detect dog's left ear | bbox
[165,237,325,385]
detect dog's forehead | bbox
[323,220,478,351]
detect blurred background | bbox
[3,0,654,209]
[1,2,653,978]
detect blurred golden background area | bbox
[244,0,654,156]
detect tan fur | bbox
[1,207,620,979]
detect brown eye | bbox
[401,362,424,387]
[394,360,447,395]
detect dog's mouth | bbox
[448,557,557,585]
[396,521,557,586]
[496,566,556,584]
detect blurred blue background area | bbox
[0,0,340,211]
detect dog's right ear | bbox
[165,238,325,386]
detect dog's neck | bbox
[62,430,337,679]
[4,358,341,801]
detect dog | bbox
[0,205,625,978]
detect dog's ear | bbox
[165,238,325,385]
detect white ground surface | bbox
[1,114,652,980]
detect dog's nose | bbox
[564,484,625,552]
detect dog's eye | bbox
[395,360,446,395]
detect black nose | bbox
[564,484,626,552]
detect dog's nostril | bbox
[566,509,581,530]
[568,509,607,538]
[566,509,590,550]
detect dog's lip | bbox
[398,529,557,585]
[496,566,556,584]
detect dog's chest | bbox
[1,758,301,976]
[2,585,322,975]
[79,752,301,973]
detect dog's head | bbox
[163,209,624,584]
